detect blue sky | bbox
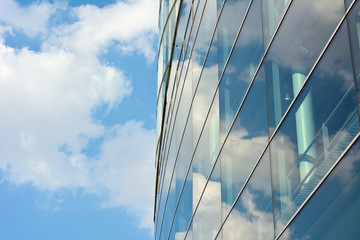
[0,0,158,239]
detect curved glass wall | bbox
[155,0,360,240]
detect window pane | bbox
[191,0,218,94]
[170,173,193,240]
[220,65,268,214]
[266,0,345,134]
[219,0,264,136]
[347,1,360,109]
[192,33,219,144]
[217,0,251,75]
[192,161,222,239]
[279,135,360,240]
[261,0,291,47]
[221,149,274,240]
[192,91,220,205]
[269,22,359,235]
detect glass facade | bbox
[155,0,360,239]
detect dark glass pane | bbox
[279,135,360,240]
[261,0,291,47]
[269,22,359,235]
[347,2,360,111]
[345,0,354,9]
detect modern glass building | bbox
[155,0,360,239]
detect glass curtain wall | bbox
[156,0,360,240]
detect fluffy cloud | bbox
[0,0,55,37]
[0,0,158,231]
[46,0,158,60]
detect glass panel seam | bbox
[155,47,190,226]
[213,142,269,239]
[265,0,355,151]
[182,1,229,239]
[157,0,355,238]
[161,0,227,237]
[158,0,180,56]
[164,1,213,236]
[154,0,210,230]
[156,4,189,232]
[163,1,301,238]
[157,63,170,106]
[157,2,205,235]
[217,0,254,82]
[275,131,360,240]
[156,5,183,183]
[345,0,360,123]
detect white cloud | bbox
[46,0,158,61]
[94,121,156,229]
[0,0,158,232]
[0,0,56,37]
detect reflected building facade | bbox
[155,0,360,239]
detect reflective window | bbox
[192,91,220,205]
[220,65,268,214]
[347,1,360,108]
[190,0,218,95]
[173,0,192,63]
[174,117,193,203]
[174,67,193,148]
[189,0,206,47]
[261,0,290,47]
[156,137,177,237]
[220,149,274,240]
[160,177,176,240]
[159,0,181,87]
[216,0,251,76]
[219,0,264,136]
[185,222,193,240]
[157,69,168,138]
[192,160,222,240]
[192,37,219,144]
[346,0,354,9]
[170,173,193,240]
[269,21,359,235]
[279,135,360,240]
[266,0,345,134]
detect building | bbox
[155,0,360,239]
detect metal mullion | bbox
[158,0,180,57]
[214,0,356,238]
[175,0,299,238]
[166,0,231,236]
[155,28,192,233]
[179,0,269,236]
[155,16,194,230]
[164,0,214,238]
[216,0,255,84]
[273,1,359,238]
[275,132,360,239]
[155,0,186,235]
